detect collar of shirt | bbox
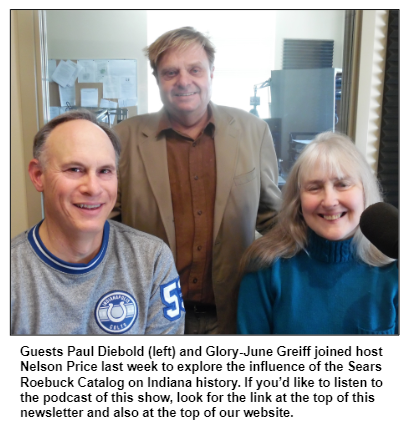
[156,105,215,140]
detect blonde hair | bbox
[240,132,393,273]
[145,27,215,77]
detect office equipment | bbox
[288,132,317,164]
[64,105,129,124]
[270,68,341,172]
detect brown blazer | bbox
[113,102,282,333]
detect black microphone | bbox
[359,202,398,259]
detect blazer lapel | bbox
[211,103,239,243]
[139,112,176,255]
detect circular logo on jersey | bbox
[95,290,138,334]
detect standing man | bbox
[11,111,184,335]
[114,27,281,334]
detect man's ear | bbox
[210,66,215,80]
[28,159,45,192]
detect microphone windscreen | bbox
[359,202,398,259]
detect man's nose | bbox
[176,69,191,87]
[80,173,102,195]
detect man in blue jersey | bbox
[11,110,184,335]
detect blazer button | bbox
[193,278,198,283]
[197,210,202,215]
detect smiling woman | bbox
[298,138,367,242]
[300,173,364,242]
[237,131,398,335]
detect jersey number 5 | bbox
[160,278,185,321]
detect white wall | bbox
[274,10,345,70]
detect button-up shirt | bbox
[157,110,216,305]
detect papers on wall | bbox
[52,60,82,87]
[59,84,76,107]
[118,98,138,108]
[49,107,66,120]
[94,61,110,82]
[81,88,99,107]
[66,60,82,87]
[100,98,118,109]
[109,60,136,76]
[77,60,97,83]
[79,59,137,99]
[120,76,137,100]
[51,59,138,108]
[103,76,120,99]
[52,60,77,87]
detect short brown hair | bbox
[33,110,121,167]
[145,27,216,77]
